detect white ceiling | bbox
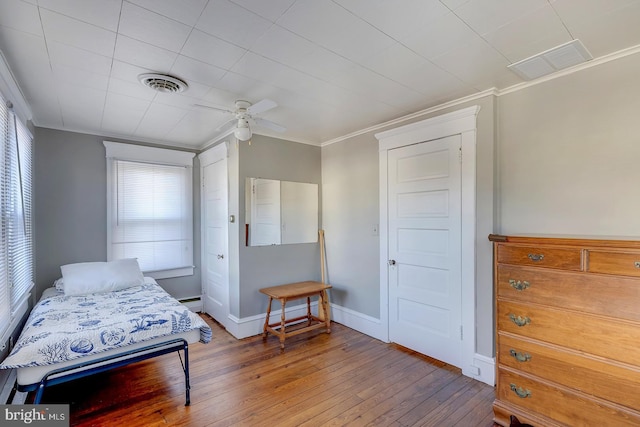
[1,0,640,149]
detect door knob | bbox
[388,259,396,266]
[217,254,224,259]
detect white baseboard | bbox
[329,304,386,342]
[463,353,495,386]
[219,304,494,387]
[225,302,313,339]
[223,302,386,342]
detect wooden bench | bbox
[259,281,332,350]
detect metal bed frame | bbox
[17,338,191,405]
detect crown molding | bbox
[321,43,640,147]
[321,88,498,147]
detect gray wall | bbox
[498,52,640,236]
[235,135,322,318]
[321,133,380,317]
[322,96,497,357]
[34,128,201,300]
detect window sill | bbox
[145,266,194,280]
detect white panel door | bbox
[388,134,462,368]
[203,158,229,328]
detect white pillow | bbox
[61,258,145,296]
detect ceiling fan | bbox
[195,99,286,141]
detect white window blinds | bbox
[0,94,9,339]
[104,142,194,279]
[0,91,33,345]
[8,107,32,310]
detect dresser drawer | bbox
[497,369,640,427]
[498,334,640,411]
[497,245,582,270]
[497,265,640,321]
[587,249,640,277]
[497,301,640,366]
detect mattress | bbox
[16,328,199,387]
[2,283,209,387]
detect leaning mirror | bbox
[245,178,318,246]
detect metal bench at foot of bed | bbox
[18,338,191,406]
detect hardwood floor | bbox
[36,314,497,426]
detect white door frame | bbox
[375,105,480,379]
[199,143,229,328]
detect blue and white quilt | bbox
[0,282,212,369]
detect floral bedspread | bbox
[0,282,212,368]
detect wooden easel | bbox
[318,230,331,321]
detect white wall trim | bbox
[0,51,32,126]
[104,140,195,165]
[329,304,386,342]
[378,150,390,343]
[498,43,640,97]
[221,302,386,343]
[224,301,319,339]
[199,141,228,165]
[375,105,480,149]
[324,90,496,147]
[322,43,640,148]
[375,105,480,381]
[471,353,496,386]
[198,142,230,330]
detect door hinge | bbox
[458,147,462,163]
[460,325,463,340]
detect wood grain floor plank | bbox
[205,339,406,426]
[34,314,495,426]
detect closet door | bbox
[200,145,229,329]
[387,135,462,368]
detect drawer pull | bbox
[508,279,530,291]
[509,349,532,362]
[635,261,640,268]
[527,253,544,262]
[509,314,530,327]
[510,383,532,399]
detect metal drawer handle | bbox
[509,314,530,327]
[635,261,640,269]
[527,253,544,262]
[509,279,530,291]
[509,349,532,362]
[510,383,532,398]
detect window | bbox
[104,142,195,279]
[0,90,33,347]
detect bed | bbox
[0,259,212,406]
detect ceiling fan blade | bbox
[193,103,234,114]
[247,99,277,115]
[216,118,237,132]
[253,117,286,133]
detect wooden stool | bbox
[259,281,332,350]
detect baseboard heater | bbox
[179,295,202,313]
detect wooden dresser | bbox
[489,235,640,427]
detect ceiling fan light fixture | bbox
[234,119,252,141]
[138,73,188,93]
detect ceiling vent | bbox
[508,39,593,80]
[138,73,188,93]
